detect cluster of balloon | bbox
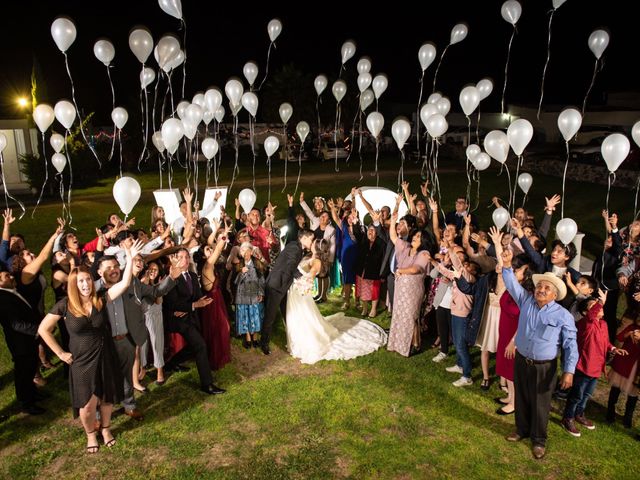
[419,92,450,201]
[500,0,522,114]
[582,29,610,116]
[204,87,224,188]
[113,176,142,220]
[51,16,101,167]
[632,121,640,217]
[263,136,280,202]
[475,78,494,142]
[506,118,533,212]
[391,117,411,186]
[129,27,155,167]
[158,0,186,96]
[294,121,310,195]
[466,143,491,211]
[54,100,78,223]
[0,133,26,219]
[355,57,373,180]
[557,107,582,217]
[366,111,384,186]
[601,133,630,212]
[432,23,468,93]
[111,107,129,176]
[238,188,257,214]
[537,0,569,119]
[257,19,282,90]
[279,103,293,191]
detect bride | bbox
[286,238,387,364]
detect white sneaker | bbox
[452,376,473,387]
[432,352,447,363]
[445,365,463,374]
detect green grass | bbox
[0,152,636,478]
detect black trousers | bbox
[435,307,451,354]
[261,286,287,347]
[514,352,557,446]
[14,350,39,406]
[603,289,620,344]
[166,320,213,388]
[386,273,395,309]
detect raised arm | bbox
[200,190,222,218]
[389,210,399,245]
[183,187,194,223]
[428,197,441,245]
[22,218,65,285]
[357,188,375,219]
[327,199,341,226]
[106,240,143,301]
[299,192,319,223]
[539,194,560,239]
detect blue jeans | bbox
[451,315,472,378]
[564,370,598,419]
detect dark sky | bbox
[0,0,637,122]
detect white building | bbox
[0,118,38,194]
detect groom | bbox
[260,229,315,355]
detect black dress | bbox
[50,297,123,417]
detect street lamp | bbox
[17,97,29,108]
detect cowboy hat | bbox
[532,272,567,301]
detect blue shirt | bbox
[502,267,578,374]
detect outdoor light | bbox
[17,97,28,108]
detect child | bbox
[565,274,597,321]
[561,293,627,437]
[234,242,266,349]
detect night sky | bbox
[0,0,637,123]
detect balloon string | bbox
[522,192,528,208]
[294,148,303,196]
[159,152,164,190]
[32,132,49,218]
[257,42,274,91]
[561,140,570,218]
[471,170,481,213]
[432,44,450,93]
[0,153,24,219]
[512,155,522,216]
[582,59,599,117]
[374,138,380,187]
[229,116,239,193]
[434,141,442,205]
[152,69,161,131]
[250,115,256,191]
[358,112,364,181]
[194,137,199,202]
[634,174,640,220]
[316,95,322,157]
[416,72,425,158]
[118,129,123,177]
[465,116,472,204]
[537,9,556,120]
[138,68,151,169]
[282,124,288,192]
[181,19,187,98]
[605,171,614,214]
[475,108,481,144]
[501,27,516,115]
[334,103,341,172]
[168,154,173,190]
[63,52,101,168]
[504,162,512,212]
[267,155,272,203]
[58,174,68,223]
[161,72,170,123]
[64,130,74,226]
[397,150,405,187]
[107,65,117,162]
[214,121,220,187]
[345,98,360,164]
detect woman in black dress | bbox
[38,241,143,454]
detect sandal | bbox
[85,430,100,454]
[101,425,116,448]
[481,378,491,391]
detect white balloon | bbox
[54,100,76,130]
[436,97,451,116]
[588,29,610,60]
[161,118,184,148]
[129,28,153,64]
[50,133,65,153]
[484,130,510,164]
[314,75,328,96]
[557,108,582,142]
[556,218,578,245]
[230,102,242,117]
[507,118,534,156]
[225,79,244,108]
[158,0,182,19]
[203,110,214,125]
[243,62,259,86]
[552,0,567,8]
[140,68,156,89]
[111,107,128,130]
[632,121,640,149]
[167,142,179,155]
[357,73,372,93]
[185,103,204,125]
[164,49,184,72]
[477,78,494,101]
[93,39,115,66]
[366,112,384,138]
[51,17,76,53]
[425,114,448,138]
[492,207,510,230]
[238,188,257,213]
[192,93,206,109]
[517,172,533,194]
[474,152,491,171]
[601,133,630,173]
[201,138,219,160]
[501,0,522,25]
[341,40,356,65]
[459,86,481,116]
[466,144,481,162]
[152,131,165,152]
[241,92,259,117]
[450,24,468,45]
[264,136,280,157]
[428,92,442,104]
[418,43,437,71]
[52,153,67,173]
[156,35,181,70]
[113,176,142,215]
[279,103,293,124]
[357,57,372,74]
[182,120,198,140]
[360,90,375,112]
[268,19,282,42]
[205,88,223,116]
[391,118,411,150]
[296,121,310,143]
[372,74,388,100]
[332,80,347,103]
[214,106,225,123]
[176,101,189,120]
[33,104,55,133]
[420,103,439,128]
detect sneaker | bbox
[575,414,595,430]
[445,365,463,374]
[432,352,447,363]
[452,376,473,387]
[561,418,581,437]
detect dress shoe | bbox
[133,386,147,393]
[33,390,51,401]
[505,432,524,442]
[124,409,144,421]
[261,344,271,356]
[21,403,46,415]
[532,445,546,460]
[252,340,260,348]
[170,364,190,372]
[201,384,226,395]
[155,379,166,386]
[242,338,251,349]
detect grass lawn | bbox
[0,152,637,479]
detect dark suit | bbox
[261,240,303,347]
[0,289,40,407]
[163,271,213,387]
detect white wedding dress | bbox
[286,258,388,364]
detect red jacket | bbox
[576,303,615,378]
[611,323,640,378]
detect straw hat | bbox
[532,272,567,301]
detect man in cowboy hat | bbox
[500,248,578,460]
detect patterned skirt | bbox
[356,276,381,301]
[387,273,425,357]
[236,303,264,335]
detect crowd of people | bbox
[1,180,639,459]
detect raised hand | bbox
[609,213,618,229]
[401,181,409,191]
[488,226,503,246]
[183,187,193,204]
[127,239,144,259]
[370,209,381,223]
[55,218,66,236]
[2,208,15,224]
[299,191,304,204]
[545,194,561,213]
[214,190,222,201]
[169,254,182,279]
[463,214,471,226]
[428,197,438,213]
[287,194,293,207]
[126,217,136,228]
[420,181,429,197]
[598,288,608,304]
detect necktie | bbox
[183,272,193,296]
